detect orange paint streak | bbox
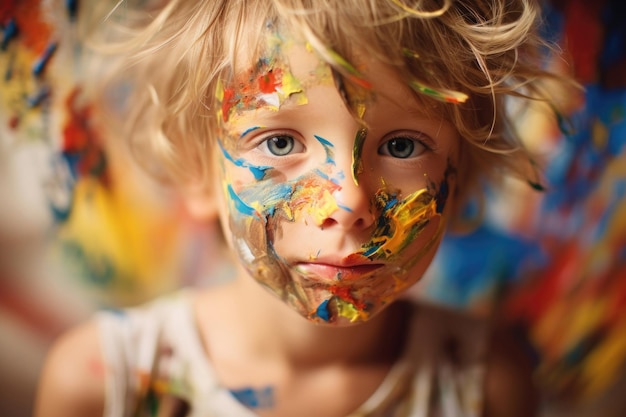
[258,69,279,93]
[330,285,367,310]
[1,0,53,54]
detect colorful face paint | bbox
[215,39,308,124]
[351,128,367,185]
[214,29,460,326]
[222,151,453,324]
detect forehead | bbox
[219,27,443,126]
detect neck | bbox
[214,266,409,369]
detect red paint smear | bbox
[562,0,604,83]
[258,69,279,94]
[221,67,286,121]
[1,0,53,54]
[0,279,68,341]
[505,241,581,323]
[221,86,236,122]
[330,285,367,310]
[62,87,109,184]
[8,114,20,129]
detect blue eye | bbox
[378,137,423,159]
[262,135,297,156]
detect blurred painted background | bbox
[0,0,624,416]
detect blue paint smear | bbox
[313,168,330,181]
[314,135,336,165]
[1,19,18,50]
[363,244,382,258]
[316,299,331,321]
[219,141,270,180]
[32,42,58,77]
[230,386,274,409]
[240,126,262,138]
[227,185,257,217]
[239,181,293,212]
[384,197,398,211]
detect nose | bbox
[320,166,375,231]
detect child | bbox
[35,0,566,416]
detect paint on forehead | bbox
[216,56,307,123]
[351,128,367,185]
[219,141,271,180]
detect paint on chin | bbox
[221,118,455,324]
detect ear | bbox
[180,182,219,221]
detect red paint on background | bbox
[0,0,53,54]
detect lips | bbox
[295,261,383,282]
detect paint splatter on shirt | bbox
[98,290,487,417]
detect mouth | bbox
[294,261,384,282]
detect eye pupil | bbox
[388,138,414,158]
[267,135,294,156]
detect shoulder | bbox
[34,291,197,417]
[482,323,538,417]
[34,320,105,417]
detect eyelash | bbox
[244,130,432,160]
[378,133,430,159]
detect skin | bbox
[34,28,537,417]
[215,36,459,326]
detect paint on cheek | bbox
[360,188,438,260]
[314,134,336,166]
[355,165,456,268]
[219,141,271,180]
[434,165,454,213]
[228,173,341,227]
[227,184,259,218]
[355,165,455,262]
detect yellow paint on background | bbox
[581,317,626,398]
[55,176,181,303]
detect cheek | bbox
[356,162,456,262]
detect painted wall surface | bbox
[423,1,626,414]
[0,0,624,416]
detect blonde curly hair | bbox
[86,0,570,222]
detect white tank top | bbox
[98,290,486,417]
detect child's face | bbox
[213,32,459,325]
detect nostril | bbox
[353,218,365,229]
[320,218,337,229]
